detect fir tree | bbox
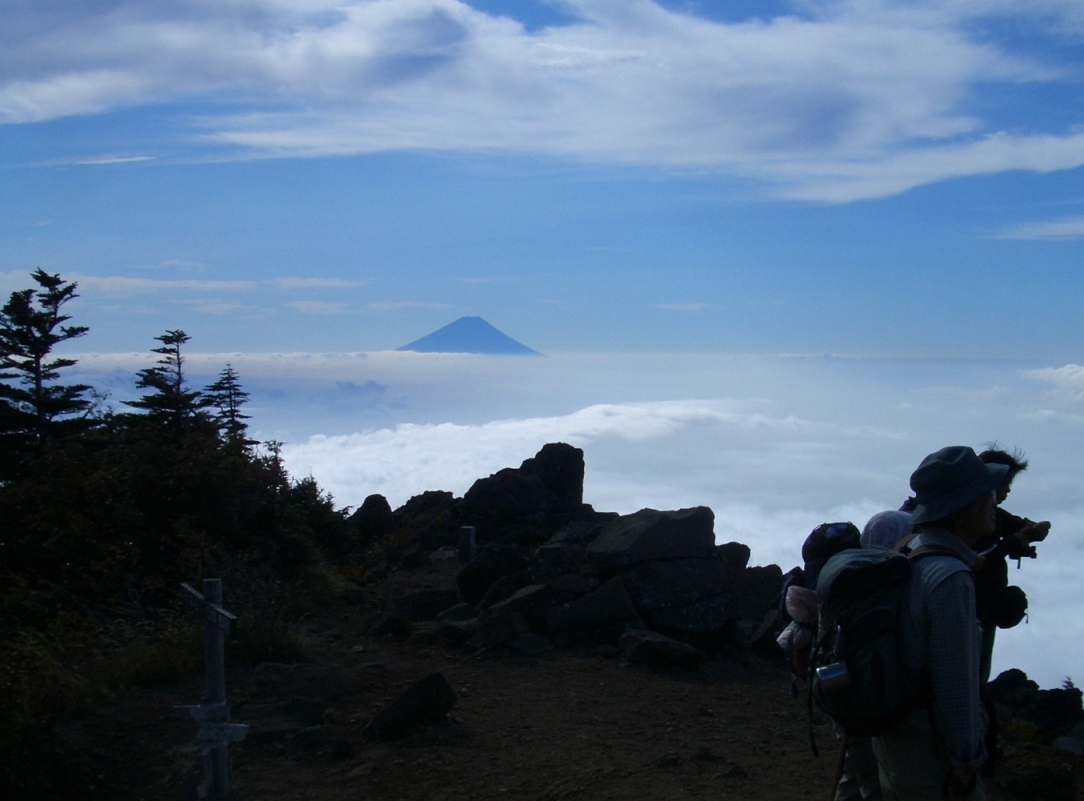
[126,330,204,435]
[0,269,93,464]
[203,363,254,446]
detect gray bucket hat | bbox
[909,445,1009,526]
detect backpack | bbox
[809,541,952,737]
[777,523,862,696]
[801,521,861,589]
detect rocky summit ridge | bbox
[344,443,1083,748]
[44,442,1084,801]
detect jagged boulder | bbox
[545,576,643,641]
[518,442,585,510]
[477,572,529,609]
[387,589,462,622]
[620,558,742,646]
[457,544,528,604]
[484,576,600,632]
[347,494,393,542]
[527,543,583,583]
[619,629,703,670]
[736,564,784,622]
[546,573,600,599]
[364,673,457,741]
[586,507,715,572]
[487,584,562,630]
[715,541,751,570]
[455,444,590,547]
[389,491,458,554]
[545,515,620,547]
[477,603,533,648]
[989,669,1084,736]
[364,607,413,639]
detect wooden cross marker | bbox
[174,579,248,800]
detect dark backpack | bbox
[809,542,951,737]
[777,523,862,700]
[801,521,861,589]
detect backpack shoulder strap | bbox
[898,531,980,572]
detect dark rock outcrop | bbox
[619,558,743,648]
[455,443,589,547]
[386,589,461,622]
[364,673,457,742]
[620,629,703,670]
[347,494,393,542]
[586,507,715,572]
[456,544,528,604]
[715,541,751,570]
[988,669,1084,736]
[545,576,643,641]
[519,442,585,510]
[389,491,458,555]
[365,443,788,662]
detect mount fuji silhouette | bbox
[396,316,540,355]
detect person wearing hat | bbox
[872,446,1007,801]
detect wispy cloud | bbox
[657,303,710,313]
[273,277,367,289]
[73,275,259,294]
[1028,363,1084,398]
[284,300,352,314]
[71,155,155,166]
[68,273,362,296]
[194,302,261,315]
[993,215,1084,240]
[3,1,1083,200]
[367,300,452,311]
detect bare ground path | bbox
[44,559,1083,801]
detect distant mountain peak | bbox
[397,316,540,355]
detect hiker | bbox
[873,445,1004,801]
[829,510,916,801]
[973,447,1050,683]
[776,523,860,696]
[776,521,882,801]
[861,510,912,550]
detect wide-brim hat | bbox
[909,445,1009,526]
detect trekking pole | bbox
[828,730,848,801]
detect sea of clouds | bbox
[76,351,1084,689]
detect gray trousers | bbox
[835,732,884,801]
[872,721,984,801]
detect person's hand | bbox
[1023,520,1051,543]
[1011,521,1050,553]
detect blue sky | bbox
[4,1,1084,686]
[3,0,1084,358]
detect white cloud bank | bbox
[65,350,1084,686]
[4,1,1084,200]
[236,351,1084,688]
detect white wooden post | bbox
[175,579,248,801]
[203,579,230,800]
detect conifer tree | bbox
[203,363,254,446]
[0,269,93,459]
[126,329,204,435]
